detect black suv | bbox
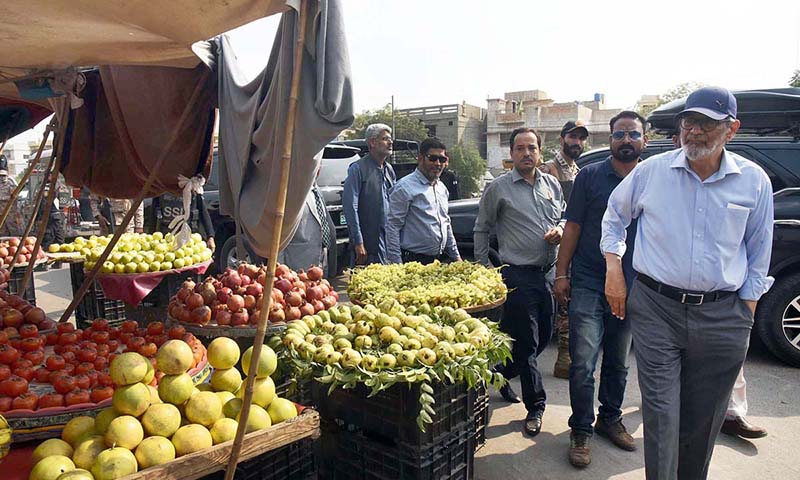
[449,88,800,367]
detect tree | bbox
[790,70,800,88]
[447,141,486,198]
[345,104,429,143]
[636,82,706,118]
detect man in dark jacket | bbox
[342,123,396,265]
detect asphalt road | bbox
[32,266,800,480]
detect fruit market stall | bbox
[1,237,49,306]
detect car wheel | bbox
[219,235,253,271]
[755,271,800,367]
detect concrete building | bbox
[1,142,38,177]
[396,102,487,158]
[485,90,623,170]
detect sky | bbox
[8,0,800,148]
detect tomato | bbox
[108,327,120,339]
[34,366,51,383]
[167,326,186,339]
[57,332,78,346]
[0,365,9,382]
[45,332,59,346]
[146,322,165,336]
[18,324,38,338]
[75,362,95,375]
[74,329,85,341]
[126,337,146,351]
[45,355,65,371]
[151,334,169,348]
[85,370,99,388]
[13,366,34,382]
[93,319,109,331]
[121,321,138,334]
[0,330,8,344]
[83,342,98,351]
[96,344,111,357]
[0,344,20,365]
[93,357,108,370]
[62,363,75,375]
[90,386,114,403]
[77,349,98,363]
[9,338,22,350]
[56,322,75,334]
[137,342,157,358]
[20,337,43,352]
[12,359,33,370]
[118,332,133,346]
[107,340,120,352]
[53,344,64,355]
[65,389,91,406]
[91,331,110,344]
[22,350,44,365]
[97,371,113,387]
[62,344,79,356]
[75,373,91,390]
[0,375,29,396]
[61,351,77,365]
[52,375,77,394]
[38,392,65,409]
[12,392,38,410]
[0,395,12,412]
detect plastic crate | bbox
[126,271,204,325]
[7,266,36,305]
[318,418,474,480]
[472,384,489,452]
[275,376,313,407]
[312,379,477,446]
[202,437,315,480]
[69,261,127,328]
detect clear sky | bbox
[8,0,800,147]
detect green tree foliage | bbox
[345,104,429,143]
[636,82,706,118]
[790,70,800,88]
[447,141,486,198]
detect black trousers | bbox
[401,249,451,265]
[496,265,554,415]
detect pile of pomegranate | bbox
[0,237,46,267]
[0,291,56,337]
[168,263,338,327]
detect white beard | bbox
[683,136,726,161]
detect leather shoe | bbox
[595,418,636,451]
[524,411,543,436]
[568,431,591,468]
[499,384,521,403]
[721,416,768,439]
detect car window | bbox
[759,148,800,185]
[726,146,789,193]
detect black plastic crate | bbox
[318,418,474,480]
[7,265,36,306]
[69,261,127,328]
[203,437,315,480]
[472,384,489,452]
[276,376,313,407]
[126,271,203,325]
[312,379,477,446]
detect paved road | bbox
[33,266,800,480]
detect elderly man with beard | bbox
[541,120,589,379]
[554,111,644,468]
[475,127,565,436]
[602,87,774,479]
[386,137,460,265]
[343,123,397,265]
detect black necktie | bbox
[313,187,331,247]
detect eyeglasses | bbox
[679,116,725,132]
[611,130,643,141]
[425,154,449,163]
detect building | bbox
[1,142,39,177]
[396,102,487,158]
[485,90,623,170]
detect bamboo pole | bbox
[19,103,69,294]
[59,69,211,323]
[0,118,55,232]
[225,2,309,479]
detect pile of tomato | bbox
[0,319,204,413]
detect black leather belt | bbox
[507,263,554,273]
[637,273,734,305]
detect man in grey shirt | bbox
[474,127,565,437]
[342,124,396,265]
[386,137,460,264]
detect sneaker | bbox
[568,431,591,468]
[595,418,636,451]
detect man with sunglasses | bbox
[541,120,589,380]
[475,127,565,436]
[602,86,774,479]
[555,111,645,468]
[343,123,397,265]
[385,137,460,265]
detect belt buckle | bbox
[681,293,704,305]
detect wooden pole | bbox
[59,69,211,323]
[225,2,309,479]
[0,119,55,232]
[19,104,69,294]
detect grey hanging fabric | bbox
[214,0,353,257]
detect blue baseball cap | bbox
[678,86,737,120]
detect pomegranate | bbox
[321,296,336,309]
[245,283,263,297]
[224,271,242,289]
[269,306,286,323]
[176,287,192,303]
[182,279,196,291]
[272,288,284,303]
[190,306,212,325]
[299,302,315,317]
[274,278,293,294]
[330,290,339,302]
[285,306,301,321]
[298,270,309,282]
[216,310,232,326]
[307,266,323,281]
[320,283,331,296]
[231,312,249,326]
[313,300,325,313]
[243,295,257,310]
[227,295,245,313]
[200,289,216,306]
[240,275,252,286]
[186,293,204,309]
[275,264,290,277]
[216,287,232,303]
[24,308,46,325]
[286,291,303,307]
[306,286,324,302]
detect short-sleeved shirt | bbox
[565,157,637,292]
